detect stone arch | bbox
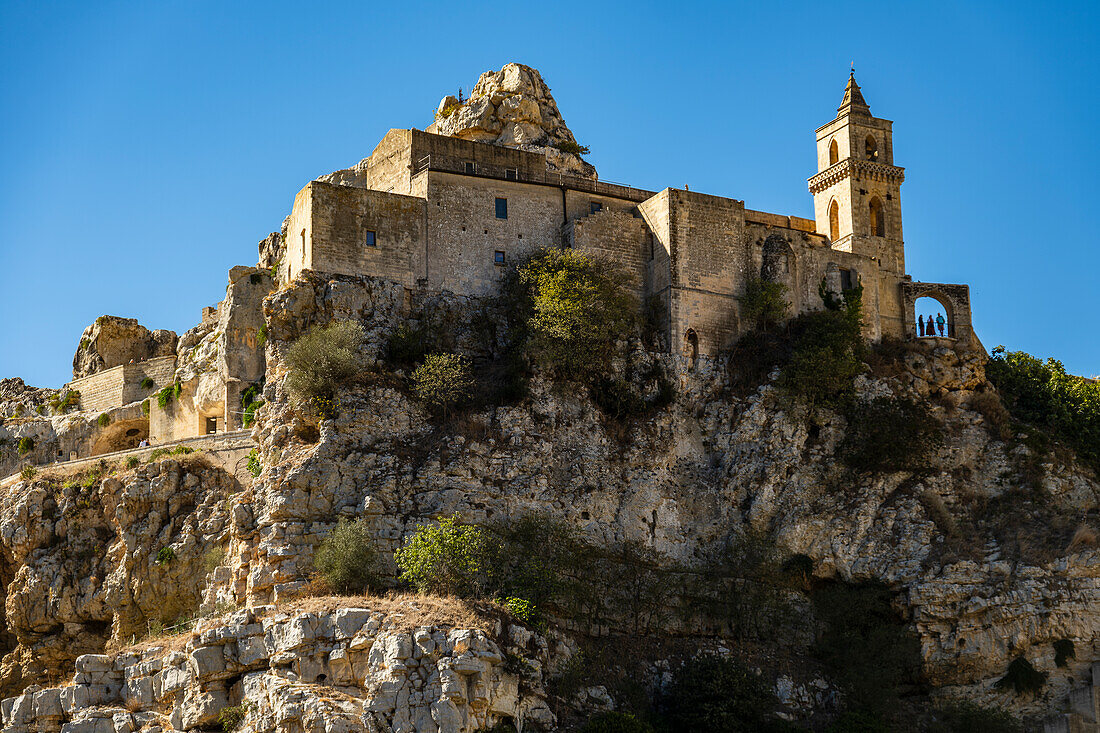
[869,196,886,237]
[90,417,149,456]
[828,200,840,241]
[829,139,839,165]
[684,329,699,366]
[865,134,878,161]
[901,282,973,344]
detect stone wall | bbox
[66,356,176,413]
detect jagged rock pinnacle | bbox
[426,62,596,179]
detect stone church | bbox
[282,66,976,358]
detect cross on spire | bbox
[837,68,871,117]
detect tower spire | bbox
[837,70,871,117]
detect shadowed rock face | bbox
[426,62,597,179]
[72,316,177,380]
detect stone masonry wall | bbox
[67,356,177,414]
[567,208,652,293]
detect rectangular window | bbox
[206,417,218,435]
[505,168,518,180]
[364,230,376,247]
[840,268,856,291]
[495,197,508,219]
[494,250,506,265]
[464,161,475,174]
[590,201,603,214]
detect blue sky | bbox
[1,0,1097,386]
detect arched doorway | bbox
[684,329,699,367]
[914,295,954,338]
[869,197,886,237]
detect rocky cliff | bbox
[72,316,176,381]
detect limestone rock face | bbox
[72,316,177,380]
[0,603,556,733]
[0,458,237,695]
[426,63,597,179]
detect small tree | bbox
[661,655,776,732]
[314,518,380,594]
[412,353,475,417]
[394,514,494,598]
[285,320,365,412]
[739,276,789,331]
[519,249,637,381]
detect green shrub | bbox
[385,322,438,369]
[13,404,24,418]
[269,260,280,280]
[580,711,655,733]
[314,517,381,594]
[994,656,1046,695]
[126,456,140,469]
[554,140,591,156]
[778,306,864,409]
[203,546,227,575]
[20,465,36,481]
[987,346,1100,472]
[928,701,1021,732]
[841,396,943,473]
[661,655,776,732]
[812,581,922,715]
[157,382,183,410]
[739,276,789,331]
[285,321,365,410]
[498,596,538,625]
[96,413,111,427]
[518,249,637,382]
[35,404,45,415]
[1054,638,1075,667]
[218,702,252,732]
[257,323,268,346]
[412,353,475,417]
[140,377,155,390]
[155,547,176,565]
[242,399,264,428]
[246,449,262,478]
[16,437,33,456]
[141,399,150,416]
[395,514,493,598]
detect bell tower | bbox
[808,72,906,276]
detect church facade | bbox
[279,74,976,356]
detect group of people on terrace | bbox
[918,313,947,337]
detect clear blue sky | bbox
[2,0,1097,387]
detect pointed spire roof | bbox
[837,71,871,117]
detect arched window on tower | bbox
[869,197,885,237]
[828,200,840,241]
[829,139,839,166]
[865,135,878,161]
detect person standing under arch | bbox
[936,313,946,336]
[917,315,925,336]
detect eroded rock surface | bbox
[425,62,596,179]
[0,602,555,733]
[72,317,177,381]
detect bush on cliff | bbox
[412,353,475,418]
[395,514,494,598]
[841,395,943,473]
[286,320,365,413]
[927,702,1021,733]
[517,249,637,382]
[579,712,654,733]
[314,518,381,594]
[739,276,789,332]
[986,346,1100,472]
[660,655,777,732]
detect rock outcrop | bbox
[72,317,177,380]
[0,456,238,696]
[426,63,596,179]
[0,601,556,733]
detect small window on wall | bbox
[840,268,857,292]
[464,162,476,174]
[505,168,518,180]
[495,197,508,219]
[364,230,377,247]
[494,251,506,265]
[590,202,603,214]
[206,417,218,435]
